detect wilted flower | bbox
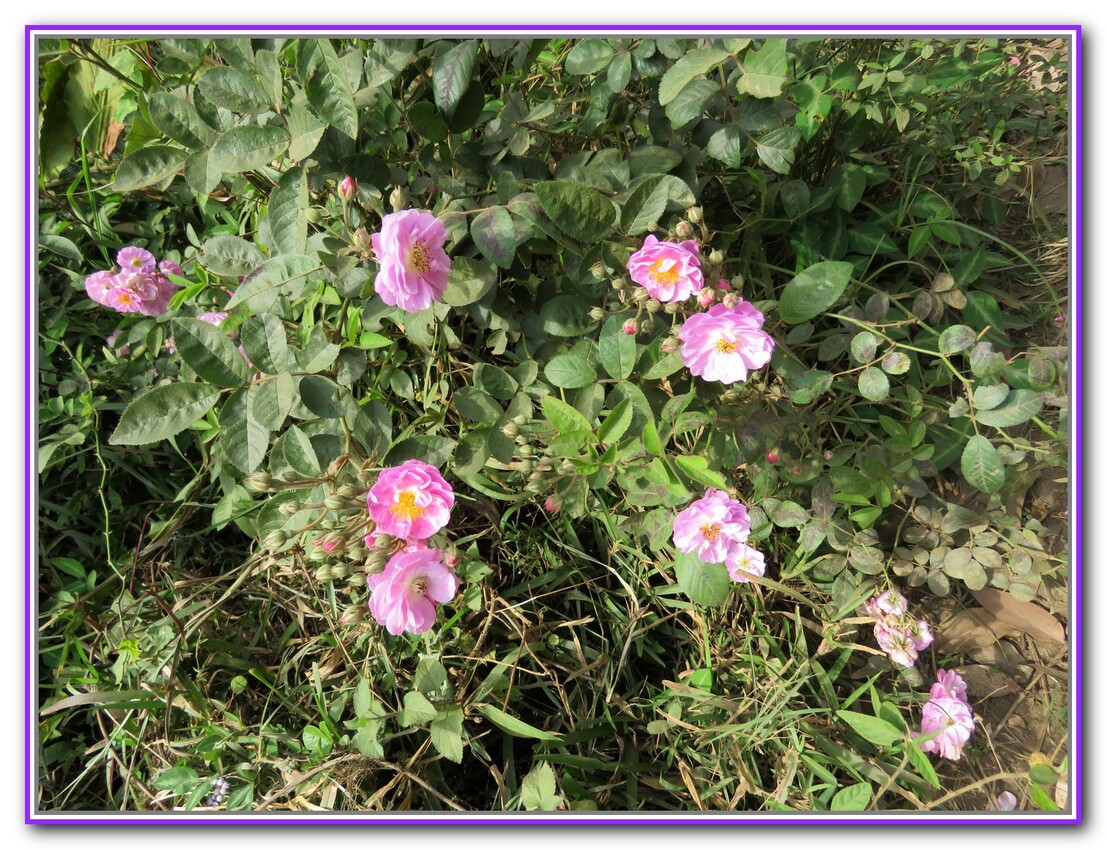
[367,546,459,635]
[725,543,766,583]
[672,488,751,564]
[931,668,968,703]
[371,209,451,312]
[367,459,454,541]
[678,301,775,384]
[627,235,703,303]
[918,679,975,761]
[859,586,933,669]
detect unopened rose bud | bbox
[590,262,606,280]
[645,299,661,314]
[511,414,529,426]
[765,447,781,465]
[324,495,346,511]
[315,565,334,582]
[646,221,660,232]
[245,471,272,492]
[674,221,694,240]
[611,277,626,291]
[339,176,357,203]
[641,318,655,333]
[660,337,679,352]
[663,302,681,314]
[545,497,561,513]
[716,278,731,293]
[517,459,533,475]
[696,287,715,308]
[631,287,649,304]
[444,552,460,567]
[263,530,287,549]
[326,457,345,477]
[337,484,361,499]
[687,206,703,224]
[622,318,637,335]
[589,307,606,321]
[501,421,521,438]
[389,186,407,212]
[708,249,725,266]
[353,228,372,253]
[366,547,390,574]
[278,500,300,517]
[722,293,741,309]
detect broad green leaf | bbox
[627,145,683,177]
[534,181,616,243]
[673,551,732,607]
[154,765,201,795]
[304,40,358,139]
[974,389,1043,428]
[474,363,518,400]
[857,367,890,401]
[564,40,614,75]
[299,375,349,419]
[226,254,320,311]
[276,424,319,475]
[453,386,502,423]
[109,383,221,446]
[148,92,213,149]
[830,163,867,212]
[453,430,491,477]
[642,419,664,455]
[737,39,788,98]
[447,81,485,133]
[539,295,600,338]
[112,146,188,192]
[433,40,479,118]
[429,704,464,763]
[240,314,292,374]
[413,657,448,695]
[220,386,270,474]
[830,782,873,811]
[470,206,516,268]
[972,383,1010,411]
[970,342,1006,378]
[541,395,593,437]
[286,104,327,161]
[400,691,439,726]
[267,166,307,256]
[172,318,251,387]
[197,66,271,114]
[658,47,729,105]
[906,739,941,789]
[201,234,264,277]
[938,324,977,355]
[961,434,1006,494]
[755,127,802,174]
[545,353,597,389]
[597,399,633,445]
[39,235,81,263]
[705,125,744,167]
[778,261,853,324]
[474,704,563,741]
[598,316,637,380]
[674,455,728,489]
[210,124,290,173]
[520,762,562,811]
[838,710,902,747]
[385,435,456,467]
[849,331,879,363]
[250,373,294,431]
[664,78,718,128]
[407,100,449,142]
[442,256,497,307]
[881,351,911,375]
[254,49,282,108]
[607,51,632,92]
[184,149,221,195]
[620,175,669,236]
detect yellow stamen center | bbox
[409,244,431,274]
[411,576,428,596]
[118,292,134,304]
[714,338,738,354]
[390,491,426,522]
[648,259,681,286]
[700,523,722,543]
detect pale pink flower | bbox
[908,617,934,652]
[870,587,908,617]
[725,543,766,583]
[158,259,185,279]
[672,489,751,564]
[197,311,230,327]
[988,791,1018,811]
[678,302,775,384]
[622,318,637,335]
[931,668,968,703]
[117,246,156,273]
[105,272,160,314]
[627,235,703,303]
[371,209,451,312]
[874,622,920,668]
[105,329,129,357]
[918,694,974,760]
[367,546,459,635]
[84,270,117,306]
[367,459,454,541]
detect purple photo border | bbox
[25,23,1082,828]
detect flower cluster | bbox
[363,460,459,635]
[672,489,767,583]
[371,209,451,312]
[859,587,934,668]
[917,669,974,760]
[83,246,181,316]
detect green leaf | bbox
[705,125,744,167]
[541,395,593,437]
[433,40,479,118]
[240,314,292,374]
[400,691,439,726]
[961,434,1006,494]
[254,48,282,108]
[849,331,879,363]
[597,399,633,445]
[429,704,464,763]
[539,295,600,338]
[304,40,358,139]
[109,383,221,446]
[220,387,270,474]
[658,47,729,106]
[226,255,320,311]
[837,710,902,747]
[474,704,563,741]
[545,353,597,389]
[737,39,788,98]
[564,40,614,75]
[453,386,502,423]
[198,66,271,114]
[148,92,213,150]
[267,166,307,256]
[664,78,718,129]
[286,104,327,161]
[755,127,802,174]
[276,424,319,475]
[673,551,732,606]
[39,234,82,263]
[534,181,615,243]
[111,145,188,192]
[201,234,264,277]
[620,175,670,236]
[830,782,873,812]
[385,435,457,467]
[598,316,637,380]
[830,163,867,212]
[470,206,516,268]
[674,455,728,489]
[210,124,290,173]
[299,375,349,419]
[520,762,562,811]
[642,419,664,455]
[414,657,448,695]
[172,318,251,387]
[607,51,632,92]
[857,367,890,401]
[938,324,977,355]
[881,351,911,375]
[972,383,1010,411]
[474,363,518,400]
[906,739,941,789]
[250,373,294,431]
[974,389,1043,428]
[778,261,853,324]
[453,430,490,477]
[407,100,449,142]
[442,256,497,307]
[184,149,221,196]
[154,765,201,795]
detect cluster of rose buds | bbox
[859,587,934,668]
[672,488,767,584]
[84,247,182,316]
[917,669,975,760]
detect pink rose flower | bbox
[627,235,703,303]
[197,311,230,327]
[84,270,117,306]
[117,246,156,273]
[544,497,561,513]
[105,271,160,314]
[371,209,451,312]
[918,694,974,760]
[672,488,751,564]
[716,278,732,293]
[158,259,185,279]
[678,302,775,384]
[367,459,454,541]
[931,668,968,703]
[367,546,459,635]
[874,622,920,668]
[908,617,934,652]
[725,543,766,583]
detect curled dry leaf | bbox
[936,607,1016,654]
[972,587,1066,644]
[958,663,1020,700]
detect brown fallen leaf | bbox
[936,607,1016,654]
[972,587,1066,643]
[967,641,1029,672]
[958,663,1020,700]
[102,120,125,159]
